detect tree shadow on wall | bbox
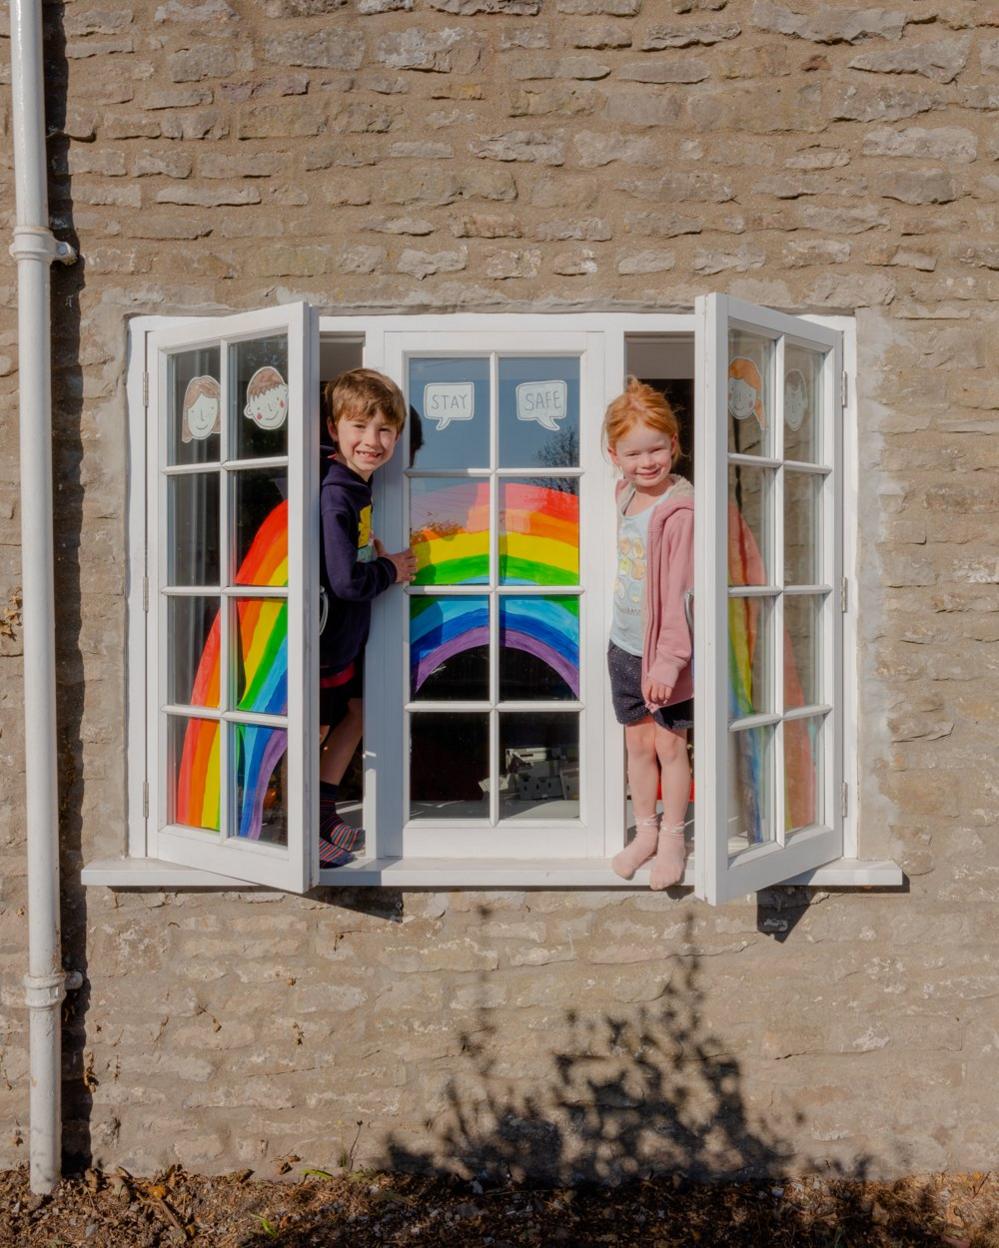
[379,910,801,1188]
[238,908,969,1247]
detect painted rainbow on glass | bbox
[410,480,579,586]
[410,596,579,697]
[175,501,288,838]
[409,480,580,694]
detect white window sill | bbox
[81,856,904,891]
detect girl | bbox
[606,379,694,890]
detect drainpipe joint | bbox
[9,224,77,266]
[23,971,67,1011]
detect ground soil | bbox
[1,1166,997,1247]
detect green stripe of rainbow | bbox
[410,480,579,586]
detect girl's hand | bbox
[643,677,672,709]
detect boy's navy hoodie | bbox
[320,454,397,674]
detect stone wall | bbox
[1,0,997,1177]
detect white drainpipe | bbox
[9,0,78,1194]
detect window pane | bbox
[410,713,489,820]
[168,596,221,709]
[408,357,490,470]
[499,712,579,821]
[168,473,220,587]
[729,595,773,719]
[169,347,221,467]
[410,478,489,586]
[786,713,826,837]
[784,470,821,587]
[169,714,220,833]
[727,723,774,859]
[231,335,289,460]
[784,593,823,711]
[727,327,774,457]
[784,342,825,465]
[499,478,579,586]
[410,596,489,701]
[232,721,288,845]
[728,463,770,586]
[233,468,288,587]
[234,597,288,716]
[500,596,579,701]
[498,356,580,470]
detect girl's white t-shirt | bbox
[610,485,656,657]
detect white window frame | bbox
[81,308,902,895]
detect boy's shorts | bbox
[608,642,694,732]
[320,655,364,730]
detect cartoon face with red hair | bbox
[728,356,765,430]
[244,366,288,431]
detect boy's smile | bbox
[334,410,400,480]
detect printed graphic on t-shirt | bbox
[614,532,646,621]
[357,504,375,562]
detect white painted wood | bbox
[695,295,846,905]
[82,855,903,890]
[147,304,315,892]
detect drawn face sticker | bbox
[181,375,221,443]
[784,369,808,432]
[727,357,765,429]
[244,366,288,431]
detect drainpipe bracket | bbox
[23,971,67,1010]
[9,225,77,266]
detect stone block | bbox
[828,84,935,123]
[485,248,542,278]
[471,130,565,165]
[850,36,971,84]
[862,125,977,162]
[169,45,243,82]
[642,21,740,48]
[617,249,675,274]
[533,216,611,241]
[397,247,468,278]
[156,185,261,207]
[604,87,683,128]
[376,28,482,74]
[429,0,540,11]
[451,213,523,238]
[262,30,365,70]
[881,170,960,205]
[133,150,194,179]
[751,0,908,44]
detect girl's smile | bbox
[609,423,678,495]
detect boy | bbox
[319,368,416,866]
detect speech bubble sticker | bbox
[423,381,475,432]
[515,379,568,432]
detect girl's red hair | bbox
[603,377,680,465]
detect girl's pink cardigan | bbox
[642,476,695,709]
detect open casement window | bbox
[367,329,611,859]
[80,305,895,897]
[694,295,844,904]
[147,303,318,892]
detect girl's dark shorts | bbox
[608,641,694,732]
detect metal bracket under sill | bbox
[81,857,905,891]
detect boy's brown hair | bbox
[324,368,407,438]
